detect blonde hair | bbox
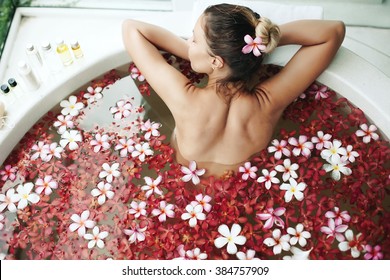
[255,17,281,54]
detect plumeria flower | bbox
[132,142,154,162]
[181,204,206,227]
[309,84,331,100]
[238,162,258,181]
[236,249,260,260]
[323,157,352,181]
[311,131,332,150]
[320,139,347,162]
[263,228,291,255]
[128,201,147,218]
[30,141,48,161]
[325,207,351,225]
[241,35,266,57]
[91,182,115,205]
[141,175,163,198]
[186,248,207,260]
[115,138,135,157]
[69,210,96,237]
[283,247,313,260]
[35,175,58,196]
[288,135,314,157]
[267,139,291,160]
[338,230,364,258]
[53,114,74,134]
[341,145,359,163]
[280,178,307,203]
[90,133,111,153]
[257,207,286,229]
[275,159,299,182]
[84,86,103,103]
[287,223,311,247]
[214,223,247,255]
[110,100,132,120]
[0,214,4,231]
[141,120,161,140]
[181,161,206,185]
[355,123,379,143]
[13,183,40,210]
[60,95,84,116]
[151,201,175,222]
[42,142,63,162]
[60,130,82,150]
[0,165,18,182]
[257,169,280,190]
[0,188,20,213]
[130,66,145,82]
[84,226,108,249]
[124,224,147,244]
[364,245,383,260]
[173,245,189,260]
[192,194,212,212]
[99,163,121,183]
[320,218,348,242]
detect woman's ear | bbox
[211,56,224,69]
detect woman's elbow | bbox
[334,21,346,43]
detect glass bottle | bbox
[8,78,24,98]
[1,84,15,104]
[71,40,84,59]
[41,41,63,73]
[25,43,43,80]
[56,39,73,66]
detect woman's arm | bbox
[122,19,194,116]
[260,20,345,111]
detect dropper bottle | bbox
[70,40,84,59]
[41,41,62,73]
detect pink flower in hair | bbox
[242,35,266,57]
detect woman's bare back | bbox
[171,86,281,175]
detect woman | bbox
[122,4,345,176]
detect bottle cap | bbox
[41,41,52,51]
[56,38,65,45]
[8,78,17,87]
[26,43,35,52]
[1,84,10,94]
[70,40,79,48]
[17,60,29,71]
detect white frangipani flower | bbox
[181,204,206,227]
[128,201,147,218]
[238,162,258,181]
[186,248,208,260]
[91,182,115,205]
[90,133,111,153]
[257,169,280,190]
[60,95,84,116]
[283,247,313,260]
[311,131,332,150]
[0,188,20,213]
[13,183,40,210]
[99,163,121,183]
[338,229,363,258]
[152,201,175,222]
[236,249,260,260]
[141,175,163,198]
[84,226,108,249]
[84,86,103,103]
[320,139,347,162]
[181,161,206,185]
[53,114,74,134]
[60,130,82,150]
[141,120,161,140]
[287,223,311,247]
[115,138,135,157]
[214,224,247,255]
[323,157,352,181]
[263,228,291,255]
[280,178,307,203]
[355,124,379,143]
[69,210,96,237]
[341,145,359,163]
[124,225,147,244]
[192,194,212,212]
[132,142,153,162]
[41,142,63,162]
[35,175,58,196]
[275,159,299,182]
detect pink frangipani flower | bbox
[128,201,147,218]
[241,35,266,57]
[141,175,163,198]
[267,139,291,160]
[256,207,286,229]
[355,124,379,143]
[263,228,291,255]
[325,207,351,224]
[364,245,383,260]
[320,218,348,242]
[151,201,175,222]
[69,210,96,237]
[124,225,147,244]
[288,135,314,157]
[0,165,18,182]
[257,169,280,190]
[311,131,332,150]
[35,175,58,196]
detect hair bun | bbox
[255,17,280,54]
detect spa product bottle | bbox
[26,43,43,68]
[17,60,41,91]
[70,40,84,59]
[1,84,15,104]
[41,41,62,73]
[56,39,73,66]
